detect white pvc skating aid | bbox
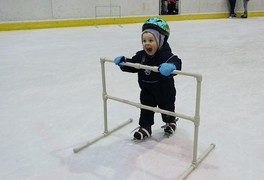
[73,57,215,180]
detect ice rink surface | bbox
[1,17,264,180]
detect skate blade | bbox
[164,132,173,138]
[131,138,143,143]
[131,136,150,143]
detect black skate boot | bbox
[132,126,152,140]
[241,13,248,18]
[162,118,179,137]
[229,13,237,18]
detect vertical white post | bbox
[100,57,109,134]
[192,76,202,166]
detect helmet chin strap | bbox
[158,34,165,49]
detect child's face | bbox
[142,32,158,56]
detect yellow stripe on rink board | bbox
[0,12,264,31]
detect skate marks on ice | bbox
[50,126,204,180]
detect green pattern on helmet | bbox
[143,17,170,38]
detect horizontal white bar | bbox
[107,95,195,122]
[101,58,202,81]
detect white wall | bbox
[0,0,53,21]
[0,0,159,21]
[180,0,264,14]
[180,0,228,14]
[0,0,263,22]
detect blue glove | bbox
[114,56,126,66]
[159,63,176,76]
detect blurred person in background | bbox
[228,0,237,18]
[241,0,250,18]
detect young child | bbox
[114,17,182,140]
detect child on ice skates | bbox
[114,17,182,140]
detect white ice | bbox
[1,17,264,180]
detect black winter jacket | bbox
[120,42,182,89]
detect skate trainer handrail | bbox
[73,57,215,180]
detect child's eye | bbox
[142,39,154,43]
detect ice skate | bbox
[131,126,152,141]
[229,13,237,18]
[241,13,248,18]
[161,118,178,137]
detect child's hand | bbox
[114,56,126,67]
[159,63,176,76]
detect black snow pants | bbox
[138,78,176,127]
